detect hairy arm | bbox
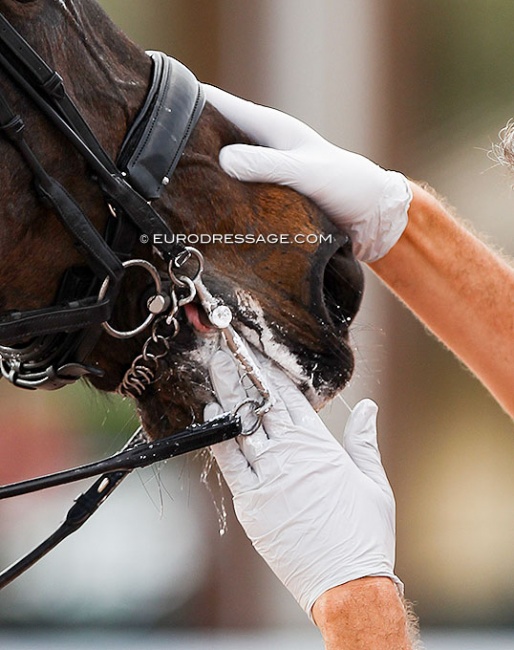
[312,578,414,650]
[371,182,514,417]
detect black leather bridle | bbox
[0,11,201,391]
[0,13,246,587]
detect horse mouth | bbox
[135,231,364,439]
[184,302,216,334]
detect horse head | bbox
[0,0,364,439]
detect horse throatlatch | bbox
[0,13,271,588]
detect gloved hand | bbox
[205,349,401,619]
[204,85,412,263]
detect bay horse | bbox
[0,1,363,446]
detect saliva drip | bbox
[200,450,228,537]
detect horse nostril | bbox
[322,241,364,332]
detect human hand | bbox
[204,85,412,262]
[205,350,401,618]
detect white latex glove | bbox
[204,84,412,263]
[205,350,401,619]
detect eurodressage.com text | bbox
[142,233,335,245]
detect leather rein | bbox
[0,14,271,588]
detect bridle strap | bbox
[0,11,117,172]
[0,413,242,589]
[0,43,187,262]
[0,298,112,345]
[0,414,241,499]
[0,471,128,590]
[0,93,123,344]
[0,10,206,389]
[0,104,124,283]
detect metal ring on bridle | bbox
[177,276,197,306]
[233,398,265,436]
[98,259,166,339]
[168,246,204,288]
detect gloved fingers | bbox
[260,360,330,437]
[205,85,412,264]
[342,399,393,496]
[208,349,250,412]
[219,145,301,187]
[204,84,312,149]
[234,352,310,438]
[264,381,320,435]
[244,350,333,444]
[213,346,294,436]
[208,348,273,464]
[205,402,255,493]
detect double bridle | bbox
[0,14,271,588]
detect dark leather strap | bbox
[0,413,241,499]
[0,414,242,589]
[0,12,116,171]
[0,298,112,345]
[118,51,206,200]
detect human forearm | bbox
[370,182,514,417]
[312,577,413,650]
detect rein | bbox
[0,414,239,590]
[0,13,271,588]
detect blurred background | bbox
[1,0,513,648]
